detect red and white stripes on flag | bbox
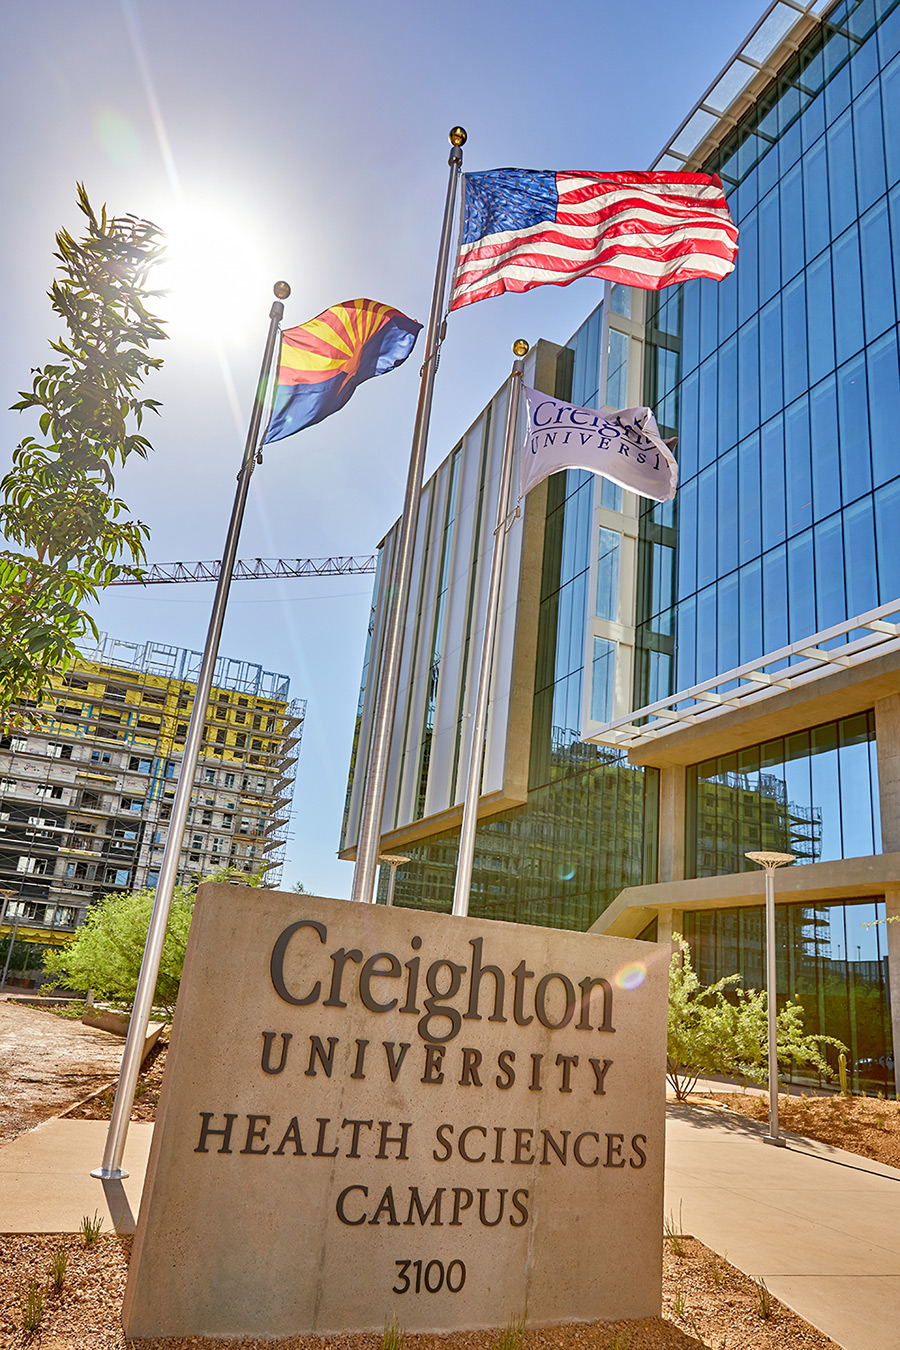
[450,169,738,310]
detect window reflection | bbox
[687,710,878,878]
[684,897,892,1094]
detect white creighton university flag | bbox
[521,387,678,502]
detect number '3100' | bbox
[393,1259,466,1294]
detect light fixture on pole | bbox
[378,854,410,907]
[745,849,795,1147]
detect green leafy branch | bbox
[0,185,166,725]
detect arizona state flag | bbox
[262,299,422,444]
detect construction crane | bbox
[110,556,377,585]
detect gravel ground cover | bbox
[0,1233,839,1350]
[706,1090,900,1167]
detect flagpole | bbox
[452,340,528,918]
[350,127,466,904]
[92,281,290,1180]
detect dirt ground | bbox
[0,1002,126,1143]
[63,1040,166,1124]
[0,1234,839,1350]
[706,1090,900,1167]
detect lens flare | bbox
[556,863,576,881]
[615,962,646,991]
[94,106,143,168]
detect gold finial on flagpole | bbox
[449,127,467,147]
[512,339,529,357]
[273,281,291,299]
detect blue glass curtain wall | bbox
[640,0,900,703]
[686,710,881,877]
[683,897,893,1094]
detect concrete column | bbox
[875,695,900,853]
[658,764,687,884]
[884,888,900,1101]
[656,906,684,946]
[874,698,900,1098]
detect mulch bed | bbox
[706,1090,900,1168]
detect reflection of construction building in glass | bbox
[386,742,655,934]
[692,769,822,878]
[0,633,304,949]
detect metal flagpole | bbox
[452,341,528,918]
[93,281,290,1180]
[350,127,466,904]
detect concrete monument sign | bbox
[123,884,667,1339]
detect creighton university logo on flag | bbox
[521,389,677,503]
[451,169,738,310]
[263,299,421,444]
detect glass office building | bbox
[639,0,900,699]
[344,0,900,1092]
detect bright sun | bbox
[149,201,275,346]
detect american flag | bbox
[450,169,738,310]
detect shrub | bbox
[667,934,846,1100]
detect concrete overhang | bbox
[626,650,900,769]
[589,851,900,939]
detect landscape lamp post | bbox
[745,849,795,1146]
[378,854,410,907]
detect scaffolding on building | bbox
[0,635,304,952]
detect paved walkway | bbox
[666,1101,900,1350]
[0,1117,153,1234]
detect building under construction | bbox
[0,632,305,950]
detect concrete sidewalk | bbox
[667,1101,900,1350]
[0,1118,153,1234]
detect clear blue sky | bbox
[1,0,764,896]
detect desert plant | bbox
[838,1051,849,1096]
[664,1203,685,1257]
[495,1308,527,1350]
[1,185,166,725]
[672,1285,687,1319]
[80,1210,103,1246]
[49,1244,68,1293]
[667,935,846,1099]
[608,1331,633,1349]
[382,1316,406,1350]
[755,1277,772,1320]
[21,1279,44,1332]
